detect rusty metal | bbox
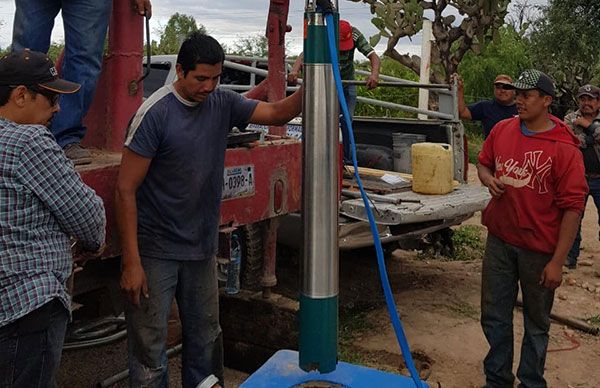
[83,0,144,152]
[261,217,279,298]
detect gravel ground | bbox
[57,337,248,388]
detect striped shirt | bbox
[339,27,376,81]
[0,118,106,327]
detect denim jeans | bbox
[340,84,357,161]
[125,257,224,388]
[0,299,69,388]
[567,177,600,266]
[481,234,555,388]
[12,0,112,147]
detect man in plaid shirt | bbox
[0,50,106,388]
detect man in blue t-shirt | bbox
[115,32,303,387]
[452,73,518,138]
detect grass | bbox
[447,301,480,320]
[417,225,486,261]
[586,315,600,327]
[452,225,485,261]
[338,306,375,365]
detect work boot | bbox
[64,143,92,165]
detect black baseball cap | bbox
[0,49,80,94]
[504,69,555,97]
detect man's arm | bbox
[287,53,304,85]
[540,210,580,289]
[477,163,505,198]
[132,0,152,17]
[250,86,303,126]
[365,52,380,89]
[451,73,472,120]
[115,148,152,306]
[17,132,106,251]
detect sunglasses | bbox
[27,86,60,106]
[493,83,510,89]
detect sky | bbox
[0,0,547,60]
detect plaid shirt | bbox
[0,118,106,327]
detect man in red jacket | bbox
[477,69,587,388]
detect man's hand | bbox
[287,71,299,85]
[120,261,149,306]
[450,73,464,91]
[482,175,506,198]
[133,0,152,17]
[540,260,563,290]
[365,74,378,89]
[574,116,592,129]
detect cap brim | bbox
[504,81,533,90]
[38,78,81,94]
[577,92,596,99]
[339,38,354,51]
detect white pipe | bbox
[418,19,433,119]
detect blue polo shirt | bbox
[125,84,259,261]
[469,99,518,138]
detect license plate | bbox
[222,165,255,200]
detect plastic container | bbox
[225,233,241,295]
[392,133,427,173]
[411,142,454,195]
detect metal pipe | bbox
[341,80,450,89]
[96,344,182,388]
[355,69,453,96]
[300,6,339,374]
[356,96,454,120]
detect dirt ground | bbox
[340,169,600,388]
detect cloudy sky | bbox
[0,0,547,60]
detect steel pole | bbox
[299,0,339,374]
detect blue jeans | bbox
[481,234,555,388]
[125,257,224,388]
[0,299,69,388]
[340,84,357,161]
[567,177,600,266]
[12,0,112,147]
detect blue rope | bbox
[323,13,425,388]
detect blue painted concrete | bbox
[240,350,428,388]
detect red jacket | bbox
[478,115,588,254]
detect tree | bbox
[354,57,419,118]
[348,0,510,82]
[527,0,600,117]
[230,34,269,57]
[458,25,532,104]
[155,13,206,54]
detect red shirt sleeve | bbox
[553,143,588,214]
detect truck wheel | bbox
[241,222,264,291]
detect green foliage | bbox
[154,13,206,55]
[229,34,269,57]
[586,315,600,327]
[354,58,419,118]
[447,301,479,320]
[352,0,510,81]
[339,305,375,365]
[527,0,600,116]
[458,25,532,104]
[417,225,485,261]
[466,128,484,165]
[0,42,65,61]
